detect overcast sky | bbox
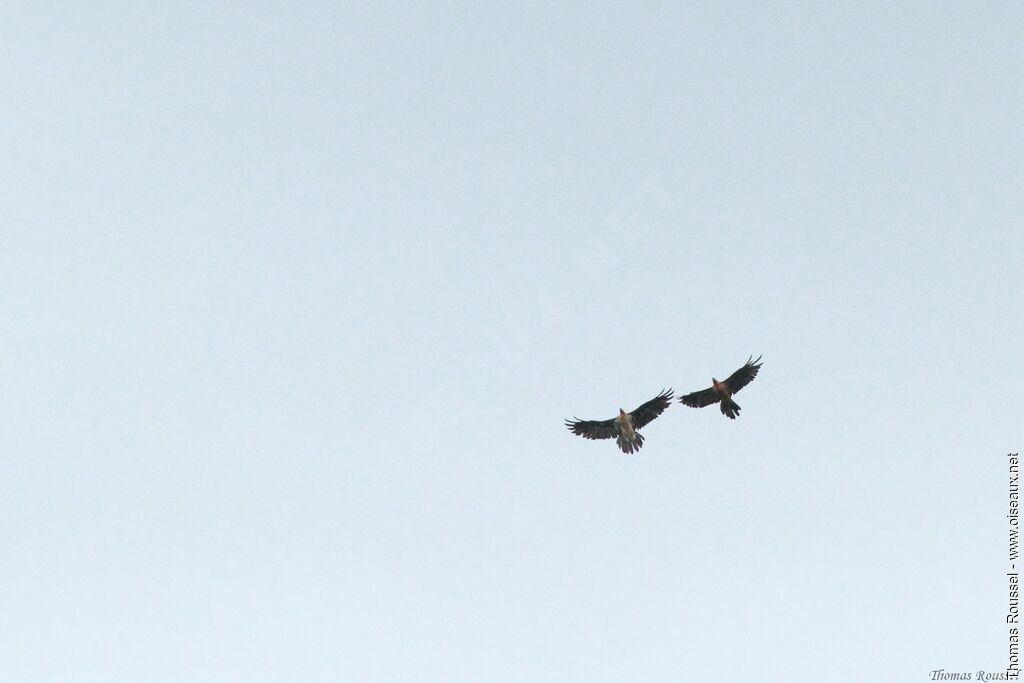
[2,3,1022,681]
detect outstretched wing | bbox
[629,389,674,430]
[724,355,762,394]
[565,417,619,441]
[679,386,720,409]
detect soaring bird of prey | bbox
[565,389,674,454]
[679,356,763,419]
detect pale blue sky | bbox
[2,3,1022,681]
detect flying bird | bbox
[565,389,674,454]
[679,356,763,419]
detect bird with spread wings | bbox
[565,389,674,454]
[679,356,762,419]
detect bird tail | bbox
[720,397,741,419]
[616,432,644,454]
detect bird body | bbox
[616,409,633,434]
[614,408,640,453]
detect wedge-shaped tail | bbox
[720,397,740,419]
[616,431,644,454]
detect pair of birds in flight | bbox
[565,356,763,454]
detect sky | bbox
[2,3,1022,681]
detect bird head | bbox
[618,408,627,418]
